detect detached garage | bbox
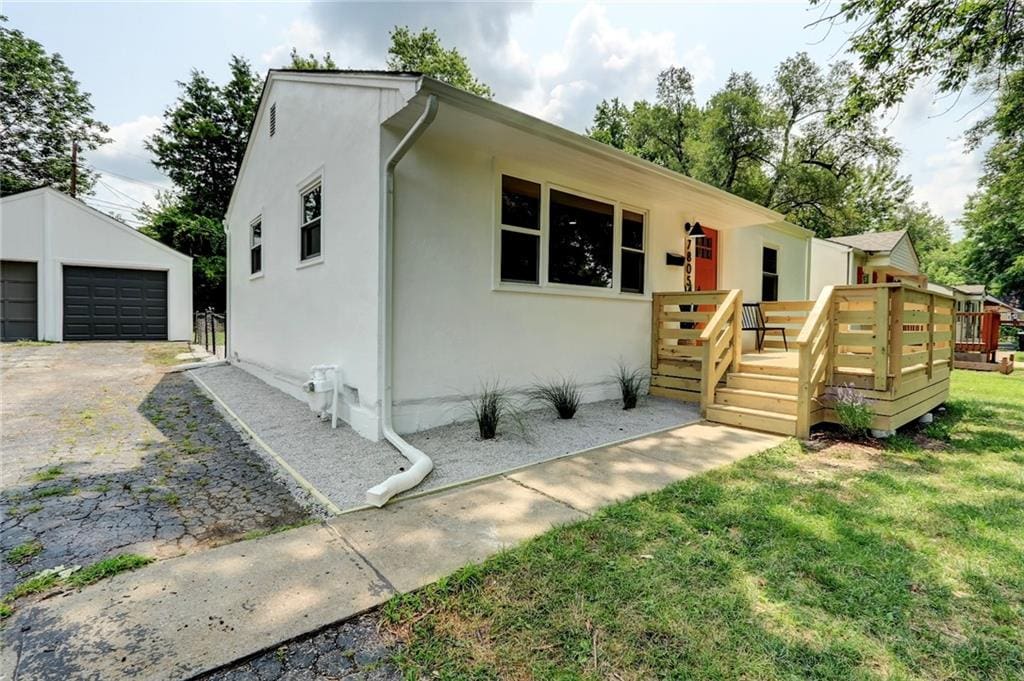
[0,187,192,342]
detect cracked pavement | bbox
[0,342,310,594]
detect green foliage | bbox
[386,26,493,98]
[531,376,582,420]
[286,47,337,70]
[614,363,647,410]
[809,0,1024,119]
[6,540,42,565]
[31,466,63,482]
[466,382,518,440]
[67,554,154,587]
[829,383,874,436]
[586,55,943,249]
[0,17,109,194]
[961,70,1024,307]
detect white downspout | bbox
[365,92,439,508]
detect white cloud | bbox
[86,115,171,221]
[261,19,335,68]
[912,138,984,236]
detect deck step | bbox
[715,388,798,415]
[737,361,800,378]
[706,404,798,436]
[726,372,799,395]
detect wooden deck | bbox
[651,283,956,437]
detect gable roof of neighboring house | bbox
[955,284,986,296]
[229,70,808,236]
[828,229,909,253]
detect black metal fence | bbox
[193,309,226,359]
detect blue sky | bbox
[7,1,988,238]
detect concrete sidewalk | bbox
[2,422,784,681]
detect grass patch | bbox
[386,370,1024,680]
[6,540,43,565]
[31,466,63,482]
[31,486,69,499]
[1,553,154,619]
[10,340,54,348]
[144,342,188,367]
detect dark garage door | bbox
[63,266,168,340]
[1,260,39,341]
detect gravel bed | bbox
[191,365,700,512]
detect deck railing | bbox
[955,311,1001,355]
[650,290,742,412]
[760,300,815,348]
[795,286,835,435]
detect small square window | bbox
[300,183,322,261]
[621,250,644,294]
[622,210,644,250]
[501,175,541,230]
[250,219,262,275]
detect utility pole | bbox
[70,140,79,197]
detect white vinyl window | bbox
[496,172,647,297]
[299,181,322,261]
[250,218,262,275]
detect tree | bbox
[386,26,493,98]
[0,18,108,194]
[146,55,260,220]
[287,48,337,70]
[588,97,631,150]
[693,71,775,199]
[961,70,1024,305]
[143,56,261,310]
[809,0,1024,119]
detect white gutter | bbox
[365,92,439,507]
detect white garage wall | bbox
[0,189,192,341]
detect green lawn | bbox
[385,370,1024,680]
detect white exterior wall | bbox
[389,131,810,432]
[809,237,853,297]
[226,79,406,439]
[0,189,192,341]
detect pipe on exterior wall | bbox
[365,92,439,508]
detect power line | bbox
[97,179,147,207]
[80,161,169,191]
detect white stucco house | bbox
[225,70,814,444]
[0,186,192,342]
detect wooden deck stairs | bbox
[706,359,799,436]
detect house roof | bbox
[828,229,908,253]
[955,284,986,295]
[1,186,191,263]
[231,70,804,234]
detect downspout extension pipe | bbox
[366,92,439,507]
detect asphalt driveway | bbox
[0,342,310,594]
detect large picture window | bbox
[620,209,645,294]
[499,175,541,283]
[762,246,779,302]
[250,218,262,275]
[300,182,322,261]
[548,189,613,288]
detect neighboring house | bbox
[0,187,192,342]
[225,70,813,440]
[809,229,926,297]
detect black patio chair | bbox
[742,302,788,352]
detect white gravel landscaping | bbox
[190,365,701,512]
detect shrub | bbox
[614,363,647,410]
[829,383,874,436]
[467,382,515,440]
[532,376,582,420]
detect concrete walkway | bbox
[3,422,784,681]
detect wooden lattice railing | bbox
[650,290,742,412]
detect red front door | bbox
[692,226,718,291]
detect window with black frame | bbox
[762,246,779,301]
[250,219,262,274]
[499,175,542,284]
[548,189,613,288]
[620,209,645,293]
[300,182,321,261]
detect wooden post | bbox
[889,286,904,392]
[731,293,742,372]
[873,286,889,391]
[650,294,661,374]
[926,292,936,379]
